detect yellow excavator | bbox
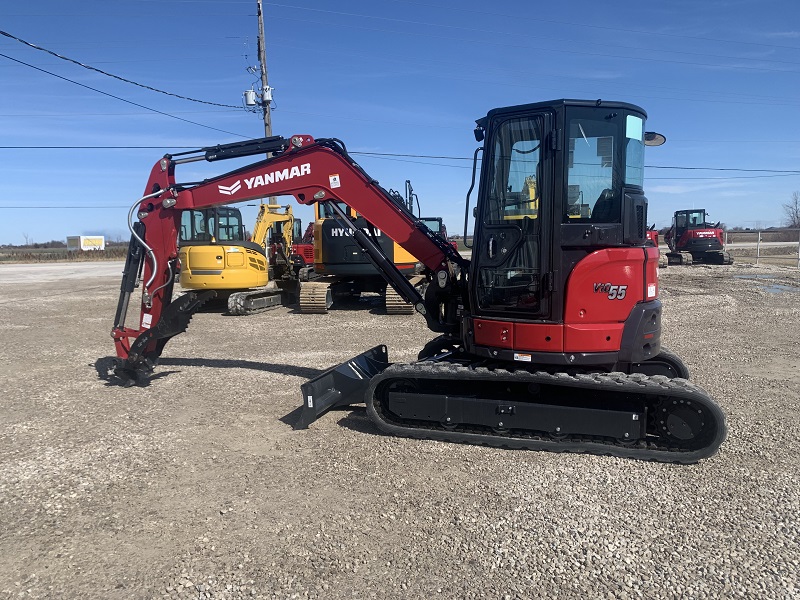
[178,203,304,314]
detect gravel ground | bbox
[0,262,798,599]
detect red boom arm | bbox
[112,135,459,371]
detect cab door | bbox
[471,112,552,320]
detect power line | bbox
[0,206,130,209]
[648,166,800,173]
[0,29,241,109]
[648,174,799,180]
[0,52,249,138]
[0,146,199,149]
[352,152,800,174]
[0,110,238,117]
[1,145,799,176]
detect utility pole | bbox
[256,0,277,205]
[256,0,272,138]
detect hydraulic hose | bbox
[127,188,167,292]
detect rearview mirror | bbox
[644,132,666,147]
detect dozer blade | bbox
[296,345,390,429]
[114,291,216,385]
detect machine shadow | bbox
[93,356,179,388]
[159,357,324,380]
[335,408,381,435]
[94,356,325,388]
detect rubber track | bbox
[365,362,727,464]
[667,252,693,266]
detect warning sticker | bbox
[514,353,532,362]
[329,174,341,189]
[142,313,153,329]
[647,283,657,298]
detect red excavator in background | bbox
[646,224,668,268]
[664,209,733,265]
[109,99,726,463]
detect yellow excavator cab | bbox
[178,203,300,313]
[178,205,268,290]
[502,175,539,221]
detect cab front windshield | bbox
[564,108,646,223]
[180,207,246,243]
[676,210,709,230]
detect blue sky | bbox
[1,0,799,245]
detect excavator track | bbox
[667,251,693,266]
[384,286,414,315]
[713,251,734,265]
[298,281,333,313]
[227,289,283,316]
[365,362,727,463]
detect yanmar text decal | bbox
[217,163,311,195]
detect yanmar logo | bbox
[218,180,242,195]
[217,163,311,196]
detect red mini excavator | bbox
[664,208,733,265]
[110,99,726,463]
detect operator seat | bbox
[591,189,619,222]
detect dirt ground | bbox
[0,262,798,599]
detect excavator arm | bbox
[250,202,295,251]
[111,135,466,383]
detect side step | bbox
[296,345,390,429]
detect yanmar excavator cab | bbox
[109,99,726,463]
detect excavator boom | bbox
[112,135,463,379]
